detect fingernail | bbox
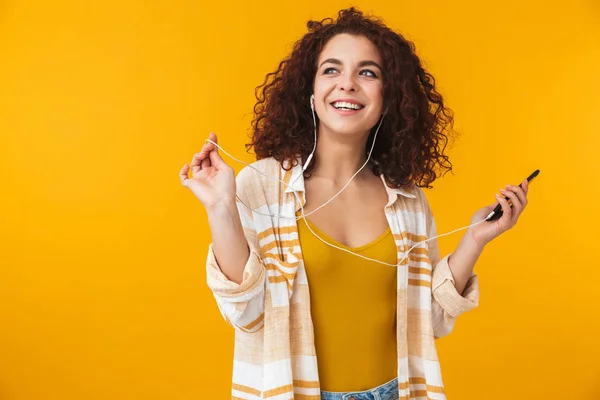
[495,194,501,199]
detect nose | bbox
[337,73,357,92]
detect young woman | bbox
[180,8,529,400]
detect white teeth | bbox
[332,101,363,110]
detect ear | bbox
[310,94,315,110]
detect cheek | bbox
[313,76,327,93]
[368,91,384,114]
[367,85,384,103]
[313,85,331,103]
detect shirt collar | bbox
[282,158,417,207]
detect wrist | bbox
[207,197,238,219]
[465,228,488,252]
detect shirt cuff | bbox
[206,243,265,301]
[432,253,480,318]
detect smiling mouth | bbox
[330,101,365,111]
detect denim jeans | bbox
[320,377,399,400]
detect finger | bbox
[202,132,217,153]
[209,145,227,168]
[208,132,218,147]
[495,192,513,220]
[191,151,207,175]
[507,184,527,209]
[200,143,214,170]
[179,164,189,186]
[521,179,529,196]
[499,188,522,224]
[201,132,218,169]
[500,187,522,215]
[207,133,227,168]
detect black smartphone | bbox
[486,169,539,221]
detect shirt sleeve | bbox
[423,193,480,339]
[205,167,266,333]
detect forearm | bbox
[447,229,485,295]
[207,199,251,285]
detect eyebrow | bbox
[318,58,382,71]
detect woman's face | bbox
[313,33,384,137]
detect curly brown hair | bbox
[246,7,457,189]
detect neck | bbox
[309,127,375,185]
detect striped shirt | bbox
[206,157,480,399]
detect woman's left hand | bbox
[467,179,530,248]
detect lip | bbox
[329,104,363,116]
[329,98,365,116]
[330,98,365,107]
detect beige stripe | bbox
[242,313,264,331]
[261,239,300,254]
[268,275,289,284]
[396,248,431,261]
[263,253,303,266]
[410,255,431,264]
[426,385,445,393]
[406,309,436,359]
[290,286,317,357]
[265,263,296,279]
[292,380,320,388]
[238,325,264,334]
[263,384,293,397]
[408,377,444,393]
[268,275,293,291]
[232,383,261,396]
[224,314,263,333]
[233,323,264,364]
[409,247,428,255]
[257,225,296,241]
[408,266,432,276]
[394,232,427,242]
[408,279,431,287]
[283,166,293,185]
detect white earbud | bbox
[302,94,317,171]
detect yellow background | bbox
[1,0,598,398]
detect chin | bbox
[328,120,380,136]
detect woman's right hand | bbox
[179,132,236,211]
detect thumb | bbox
[209,147,227,168]
[206,133,228,169]
[486,200,499,211]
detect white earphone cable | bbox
[204,138,489,267]
[202,96,491,267]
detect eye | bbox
[360,69,378,78]
[323,67,338,74]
